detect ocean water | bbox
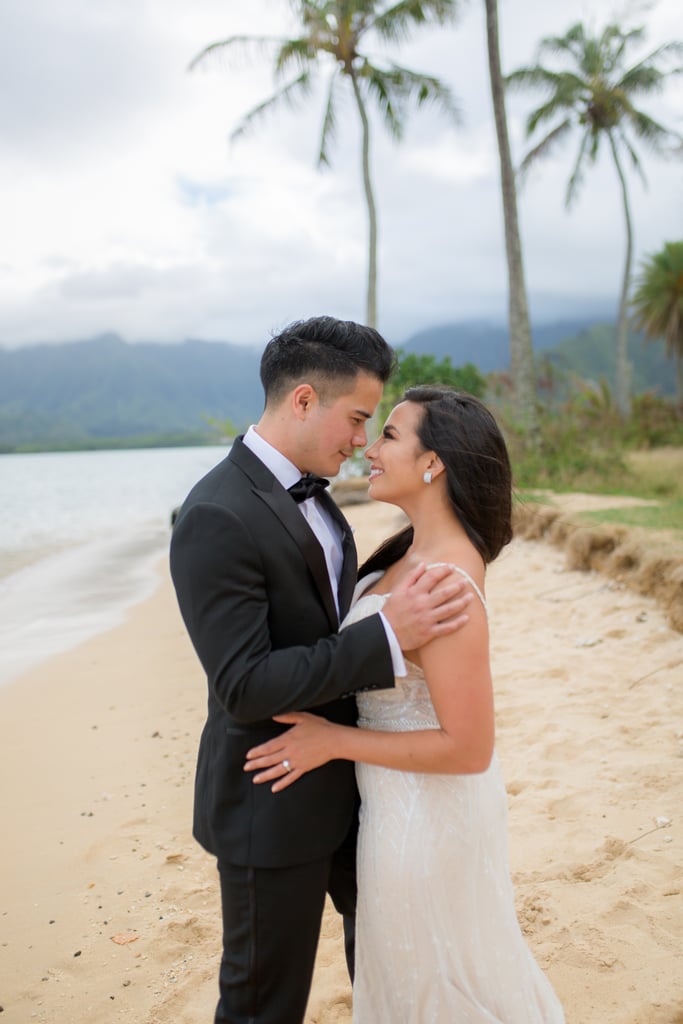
[0,446,228,687]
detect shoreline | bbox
[1,501,681,1023]
[0,526,171,688]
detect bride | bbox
[245,386,565,1023]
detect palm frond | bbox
[354,59,460,139]
[506,66,564,92]
[383,62,460,116]
[188,35,284,73]
[565,128,591,207]
[524,83,583,136]
[274,37,324,77]
[230,72,314,142]
[623,105,683,153]
[612,124,648,188]
[371,0,460,45]
[631,242,683,355]
[535,23,587,66]
[518,119,572,179]
[587,127,601,163]
[317,73,340,167]
[507,66,587,109]
[616,40,683,93]
[601,24,644,74]
[361,63,404,139]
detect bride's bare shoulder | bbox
[422,544,488,616]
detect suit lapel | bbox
[229,439,357,629]
[229,440,340,629]
[257,487,340,630]
[338,533,358,619]
[319,491,357,618]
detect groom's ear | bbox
[291,383,318,420]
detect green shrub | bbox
[496,380,682,495]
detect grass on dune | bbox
[579,498,683,533]
[513,446,683,631]
[516,446,683,527]
[624,447,683,500]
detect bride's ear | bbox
[423,453,445,483]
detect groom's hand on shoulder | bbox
[382,563,472,651]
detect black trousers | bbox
[215,834,356,1024]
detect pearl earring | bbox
[423,471,432,484]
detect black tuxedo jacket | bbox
[170,438,395,868]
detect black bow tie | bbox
[288,473,330,503]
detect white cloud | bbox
[0,0,681,347]
[401,133,495,185]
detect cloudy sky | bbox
[1,0,681,350]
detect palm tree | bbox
[483,0,537,439]
[507,21,683,418]
[190,1,461,329]
[631,240,683,405]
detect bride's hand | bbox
[244,712,336,792]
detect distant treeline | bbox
[0,321,674,452]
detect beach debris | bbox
[628,816,674,844]
[574,636,603,648]
[164,852,186,864]
[111,933,139,945]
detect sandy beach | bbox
[1,500,681,1023]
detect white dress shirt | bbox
[243,426,405,676]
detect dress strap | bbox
[352,570,385,605]
[353,565,487,618]
[426,563,488,619]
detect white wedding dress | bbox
[342,570,565,1024]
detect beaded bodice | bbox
[341,566,487,734]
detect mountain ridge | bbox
[0,319,674,451]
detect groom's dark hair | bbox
[260,316,395,406]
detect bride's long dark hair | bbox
[358,387,513,579]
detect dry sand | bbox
[1,501,681,1023]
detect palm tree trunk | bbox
[607,131,633,419]
[677,350,683,407]
[484,0,538,440]
[350,70,378,329]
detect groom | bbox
[170,316,471,1024]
